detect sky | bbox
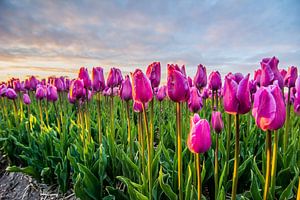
[0,0,299,81]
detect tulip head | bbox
[156,85,167,101]
[234,73,244,84]
[208,71,222,91]
[146,62,161,88]
[6,88,17,100]
[188,87,203,113]
[167,64,190,102]
[252,84,286,131]
[260,56,284,88]
[0,84,7,97]
[13,80,21,92]
[187,114,211,154]
[92,67,105,92]
[194,64,207,89]
[280,69,287,80]
[35,85,47,100]
[187,76,193,87]
[54,78,64,92]
[211,111,224,134]
[69,79,85,100]
[120,75,132,101]
[47,85,58,102]
[23,93,31,105]
[78,67,92,88]
[284,66,298,88]
[131,69,153,104]
[254,69,262,86]
[29,76,38,90]
[107,67,123,88]
[223,73,251,115]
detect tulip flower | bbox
[187,76,193,87]
[156,85,167,102]
[54,78,64,92]
[6,88,17,100]
[47,85,58,102]
[35,86,46,100]
[260,56,284,88]
[78,67,92,89]
[187,113,211,200]
[107,67,123,88]
[194,64,207,90]
[69,79,84,100]
[208,71,222,91]
[167,64,190,102]
[23,93,31,105]
[0,84,7,97]
[211,111,224,134]
[13,80,21,92]
[29,76,38,90]
[284,66,298,88]
[131,69,153,104]
[92,67,105,92]
[234,73,244,84]
[188,87,203,113]
[146,62,161,88]
[180,65,187,77]
[119,75,132,101]
[294,76,300,115]
[280,69,287,80]
[254,69,262,86]
[68,92,76,104]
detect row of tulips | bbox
[0,56,300,200]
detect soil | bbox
[0,153,77,200]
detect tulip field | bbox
[0,57,300,200]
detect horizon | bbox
[0,0,299,81]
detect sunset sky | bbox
[0,0,299,81]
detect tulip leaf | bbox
[279,173,298,200]
[158,167,178,200]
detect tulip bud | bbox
[35,85,47,100]
[29,76,38,90]
[6,88,17,100]
[211,111,224,134]
[252,84,286,131]
[65,78,71,90]
[13,80,21,92]
[188,87,203,113]
[201,88,209,99]
[69,79,85,100]
[234,73,244,84]
[107,67,123,88]
[120,75,132,101]
[194,64,207,89]
[156,85,167,101]
[131,69,153,104]
[284,66,298,88]
[23,93,31,105]
[260,56,284,88]
[280,69,287,80]
[0,84,7,97]
[92,67,105,92]
[146,62,161,88]
[47,85,58,102]
[25,79,31,90]
[223,73,251,115]
[54,78,64,92]
[167,64,190,102]
[78,67,91,88]
[208,71,222,91]
[187,114,211,154]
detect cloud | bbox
[0,0,299,80]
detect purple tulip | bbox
[252,83,286,131]
[23,93,31,105]
[78,67,92,88]
[65,78,71,91]
[260,56,284,88]
[6,88,17,100]
[25,79,31,90]
[188,87,203,113]
[131,69,153,104]
[47,85,58,102]
[0,84,7,97]
[194,64,207,89]
[280,69,287,80]
[234,73,244,84]
[41,79,46,85]
[119,75,132,101]
[156,85,167,101]
[107,67,123,88]
[187,114,211,154]
[187,76,193,87]
[249,79,257,95]
[54,78,64,92]
[211,111,224,134]
[294,76,300,115]
[208,71,222,91]
[201,88,209,99]
[284,66,298,88]
[223,73,251,115]
[13,80,21,92]
[69,79,85,100]
[68,92,76,104]
[180,65,187,77]
[167,64,190,102]
[92,67,105,92]
[29,76,38,90]
[254,69,262,86]
[35,86,47,100]
[146,62,161,88]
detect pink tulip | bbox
[254,69,261,86]
[223,73,251,115]
[146,62,161,88]
[167,64,190,102]
[47,85,58,102]
[6,88,17,100]
[188,87,203,113]
[293,76,300,115]
[131,69,153,104]
[260,56,284,88]
[0,84,7,97]
[35,85,47,100]
[29,76,39,90]
[280,69,287,80]
[13,79,21,92]
[69,79,85,100]
[234,73,244,84]
[284,66,298,88]
[187,76,193,87]
[252,83,286,131]
[208,71,222,91]
[180,65,187,77]
[156,85,167,101]
[23,93,31,105]
[55,78,64,92]
[187,114,211,154]
[119,75,132,101]
[194,64,207,89]
[211,111,224,134]
[92,67,105,92]
[133,101,148,113]
[107,67,123,88]
[78,67,92,88]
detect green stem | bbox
[211,90,215,111]
[126,101,132,160]
[142,103,152,200]
[176,102,183,200]
[270,130,278,198]
[38,100,44,129]
[214,133,219,199]
[226,114,232,179]
[283,87,290,153]
[231,114,239,200]
[97,93,102,145]
[264,130,272,200]
[150,99,154,160]
[196,153,201,200]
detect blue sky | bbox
[0,0,299,80]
